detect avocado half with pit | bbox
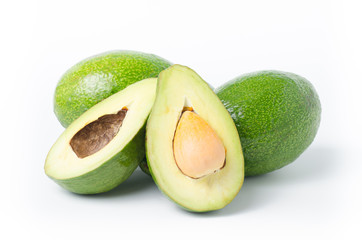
[146,65,244,212]
[45,78,157,194]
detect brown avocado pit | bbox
[70,109,127,158]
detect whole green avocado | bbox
[216,70,321,176]
[54,50,172,127]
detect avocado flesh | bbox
[54,50,171,127]
[146,65,244,212]
[216,71,321,176]
[45,78,157,194]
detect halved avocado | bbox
[45,78,157,194]
[146,65,244,212]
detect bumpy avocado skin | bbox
[48,125,146,194]
[54,51,171,127]
[216,71,321,176]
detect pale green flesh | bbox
[45,78,157,194]
[146,65,244,212]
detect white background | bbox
[1,0,361,239]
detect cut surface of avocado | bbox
[45,78,157,194]
[146,65,244,212]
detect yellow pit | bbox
[173,111,226,179]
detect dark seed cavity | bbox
[70,109,127,158]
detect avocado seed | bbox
[173,111,225,179]
[70,109,127,158]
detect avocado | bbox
[216,71,321,176]
[45,79,157,194]
[139,82,216,177]
[139,82,215,177]
[146,65,244,212]
[139,158,151,176]
[54,50,171,127]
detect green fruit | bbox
[45,79,157,194]
[139,158,151,176]
[54,50,172,127]
[139,82,214,177]
[146,65,244,212]
[216,70,321,176]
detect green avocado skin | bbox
[216,71,321,176]
[54,50,172,127]
[139,158,151,176]
[48,125,146,194]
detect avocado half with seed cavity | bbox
[45,78,157,194]
[146,65,244,212]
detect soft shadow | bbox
[179,146,340,217]
[68,169,155,199]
